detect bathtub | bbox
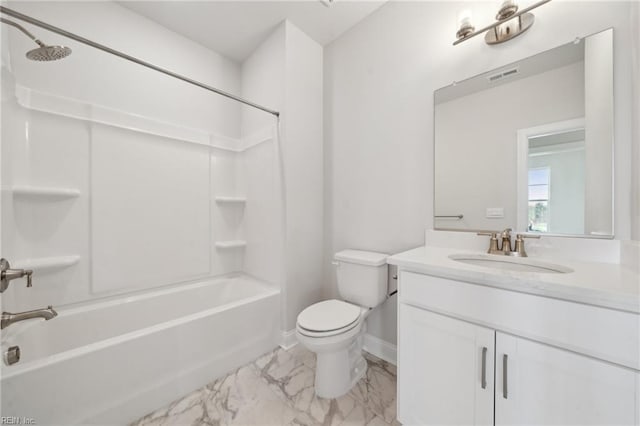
[0,274,280,425]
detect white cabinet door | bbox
[496,332,639,426]
[398,304,495,426]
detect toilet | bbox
[296,249,389,399]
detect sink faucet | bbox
[1,305,57,330]
[477,229,540,257]
[501,228,513,254]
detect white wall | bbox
[241,23,286,290]
[631,2,640,241]
[282,22,324,331]
[584,29,614,235]
[435,61,584,231]
[241,21,324,334]
[4,1,241,137]
[325,1,638,346]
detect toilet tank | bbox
[335,250,389,308]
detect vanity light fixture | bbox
[454,0,551,46]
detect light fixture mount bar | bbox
[453,0,551,46]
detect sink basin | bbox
[448,253,573,274]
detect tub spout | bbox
[1,305,57,330]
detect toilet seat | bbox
[297,299,362,337]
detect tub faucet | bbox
[1,305,57,330]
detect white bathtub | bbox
[0,274,280,425]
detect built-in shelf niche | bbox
[214,240,247,249]
[13,255,81,272]
[12,185,81,200]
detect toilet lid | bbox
[297,299,361,332]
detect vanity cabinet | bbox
[398,271,640,426]
[494,333,638,426]
[399,305,494,425]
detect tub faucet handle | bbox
[0,258,34,292]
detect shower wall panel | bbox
[1,107,91,312]
[1,1,284,313]
[91,124,211,293]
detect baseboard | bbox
[279,329,396,365]
[363,333,397,365]
[280,329,298,350]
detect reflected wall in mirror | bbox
[434,28,613,238]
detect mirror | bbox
[434,28,613,238]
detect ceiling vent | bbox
[487,66,520,83]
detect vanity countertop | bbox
[388,246,640,314]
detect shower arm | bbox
[0,17,45,47]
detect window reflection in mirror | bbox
[527,128,585,234]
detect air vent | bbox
[487,66,520,83]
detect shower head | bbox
[1,17,71,61]
[26,44,72,61]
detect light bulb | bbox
[457,9,473,29]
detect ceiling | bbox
[119,1,387,62]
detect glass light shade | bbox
[457,9,473,29]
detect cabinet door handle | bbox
[481,347,487,389]
[503,354,508,399]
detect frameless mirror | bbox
[434,28,613,238]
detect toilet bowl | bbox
[295,250,388,399]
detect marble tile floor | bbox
[131,345,399,426]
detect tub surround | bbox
[132,346,399,426]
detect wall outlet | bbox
[486,207,504,218]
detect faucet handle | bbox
[0,259,34,292]
[477,231,501,254]
[513,234,541,257]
